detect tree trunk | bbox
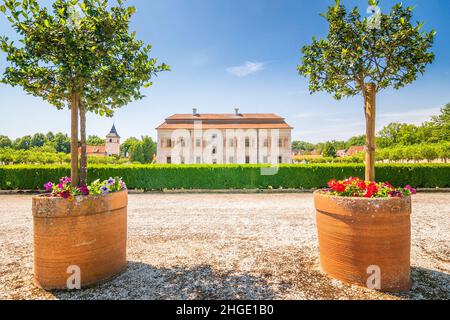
[364,83,377,182]
[70,93,80,186]
[79,101,87,186]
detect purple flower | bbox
[100,185,110,195]
[44,182,53,192]
[389,190,403,198]
[107,178,116,186]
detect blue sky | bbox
[1,0,449,143]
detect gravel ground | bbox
[0,193,449,300]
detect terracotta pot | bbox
[314,191,411,292]
[32,190,128,290]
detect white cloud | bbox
[379,107,441,124]
[226,61,265,77]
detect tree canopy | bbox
[0,0,170,116]
[298,0,435,100]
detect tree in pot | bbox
[297,0,434,292]
[0,0,169,289]
[298,0,435,181]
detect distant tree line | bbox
[0,132,157,165]
[0,132,110,153]
[293,104,449,159]
[0,132,71,153]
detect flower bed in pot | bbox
[314,178,416,292]
[33,177,128,290]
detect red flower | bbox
[384,182,394,189]
[357,180,367,190]
[328,179,337,188]
[332,183,346,193]
[364,183,379,198]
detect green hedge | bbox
[0,164,449,190]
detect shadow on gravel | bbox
[52,262,275,300]
[49,260,449,300]
[392,267,450,300]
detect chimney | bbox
[235,108,240,116]
[193,108,198,116]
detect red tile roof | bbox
[157,113,293,130]
[157,123,292,130]
[78,145,106,155]
[346,146,365,156]
[166,113,285,121]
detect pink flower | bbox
[60,191,71,199]
[59,177,72,185]
[44,182,53,192]
[405,185,417,195]
[78,185,90,196]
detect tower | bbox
[105,124,121,156]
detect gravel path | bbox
[0,193,449,300]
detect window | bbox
[212,147,217,155]
[278,139,283,148]
[180,138,185,147]
[229,156,234,164]
[196,156,201,164]
[180,156,185,164]
[245,156,250,164]
[167,139,172,148]
[167,157,172,164]
[263,139,269,147]
[263,156,268,164]
[278,156,282,164]
[109,139,113,143]
[212,134,217,140]
[245,138,250,148]
[229,139,234,147]
[196,139,201,147]
[212,159,217,165]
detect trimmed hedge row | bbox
[0,164,449,190]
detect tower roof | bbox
[106,124,120,138]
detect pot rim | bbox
[313,189,412,202]
[32,189,128,202]
[32,189,128,218]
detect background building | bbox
[105,124,121,156]
[156,109,293,164]
[80,124,120,157]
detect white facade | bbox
[156,111,293,165]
